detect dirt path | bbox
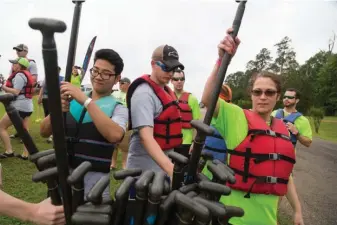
[279,138,337,225]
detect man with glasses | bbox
[126,45,184,177]
[40,49,128,198]
[272,88,312,148]
[111,77,131,169]
[171,70,200,158]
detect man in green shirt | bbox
[171,70,200,157]
[111,77,131,169]
[272,88,312,148]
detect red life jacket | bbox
[227,110,296,197]
[127,75,183,150]
[176,92,193,129]
[5,70,34,99]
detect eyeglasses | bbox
[283,95,295,100]
[172,77,185,82]
[155,61,173,72]
[90,68,116,80]
[251,89,278,97]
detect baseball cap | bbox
[9,57,30,68]
[120,77,131,84]
[152,45,184,71]
[13,44,28,52]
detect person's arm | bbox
[297,135,312,147]
[286,121,312,147]
[2,73,26,95]
[0,190,65,225]
[286,176,304,225]
[2,85,21,95]
[201,64,222,118]
[29,61,38,85]
[139,127,174,177]
[86,103,126,143]
[201,28,240,118]
[59,82,125,142]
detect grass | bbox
[0,97,335,224]
[0,97,122,225]
[309,116,337,142]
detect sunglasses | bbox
[283,95,295,100]
[251,89,278,97]
[172,77,185,82]
[155,61,174,72]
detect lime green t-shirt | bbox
[271,109,312,141]
[212,100,281,225]
[176,93,201,144]
[71,74,81,88]
[112,90,127,106]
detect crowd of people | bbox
[0,27,313,225]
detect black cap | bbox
[152,45,184,71]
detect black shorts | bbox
[18,111,32,119]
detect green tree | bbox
[316,53,337,115]
[246,48,273,72]
[270,36,299,74]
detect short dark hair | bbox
[286,88,300,99]
[94,49,124,75]
[248,71,282,94]
[173,69,185,77]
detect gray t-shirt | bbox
[126,83,173,174]
[83,103,129,198]
[10,73,33,112]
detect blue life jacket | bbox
[203,125,228,163]
[275,109,302,147]
[66,93,120,172]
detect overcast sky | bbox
[0,0,336,101]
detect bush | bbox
[308,107,325,133]
[236,100,252,109]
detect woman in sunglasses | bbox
[201,29,303,225]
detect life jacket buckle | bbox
[266,130,276,137]
[66,137,80,143]
[266,176,277,184]
[268,153,280,160]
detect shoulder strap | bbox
[274,109,284,119]
[284,112,303,123]
[179,92,190,103]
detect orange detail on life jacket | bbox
[5,70,34,99]
[176,92,193,129]
[227,110,296,197]
[127,75,183,150]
